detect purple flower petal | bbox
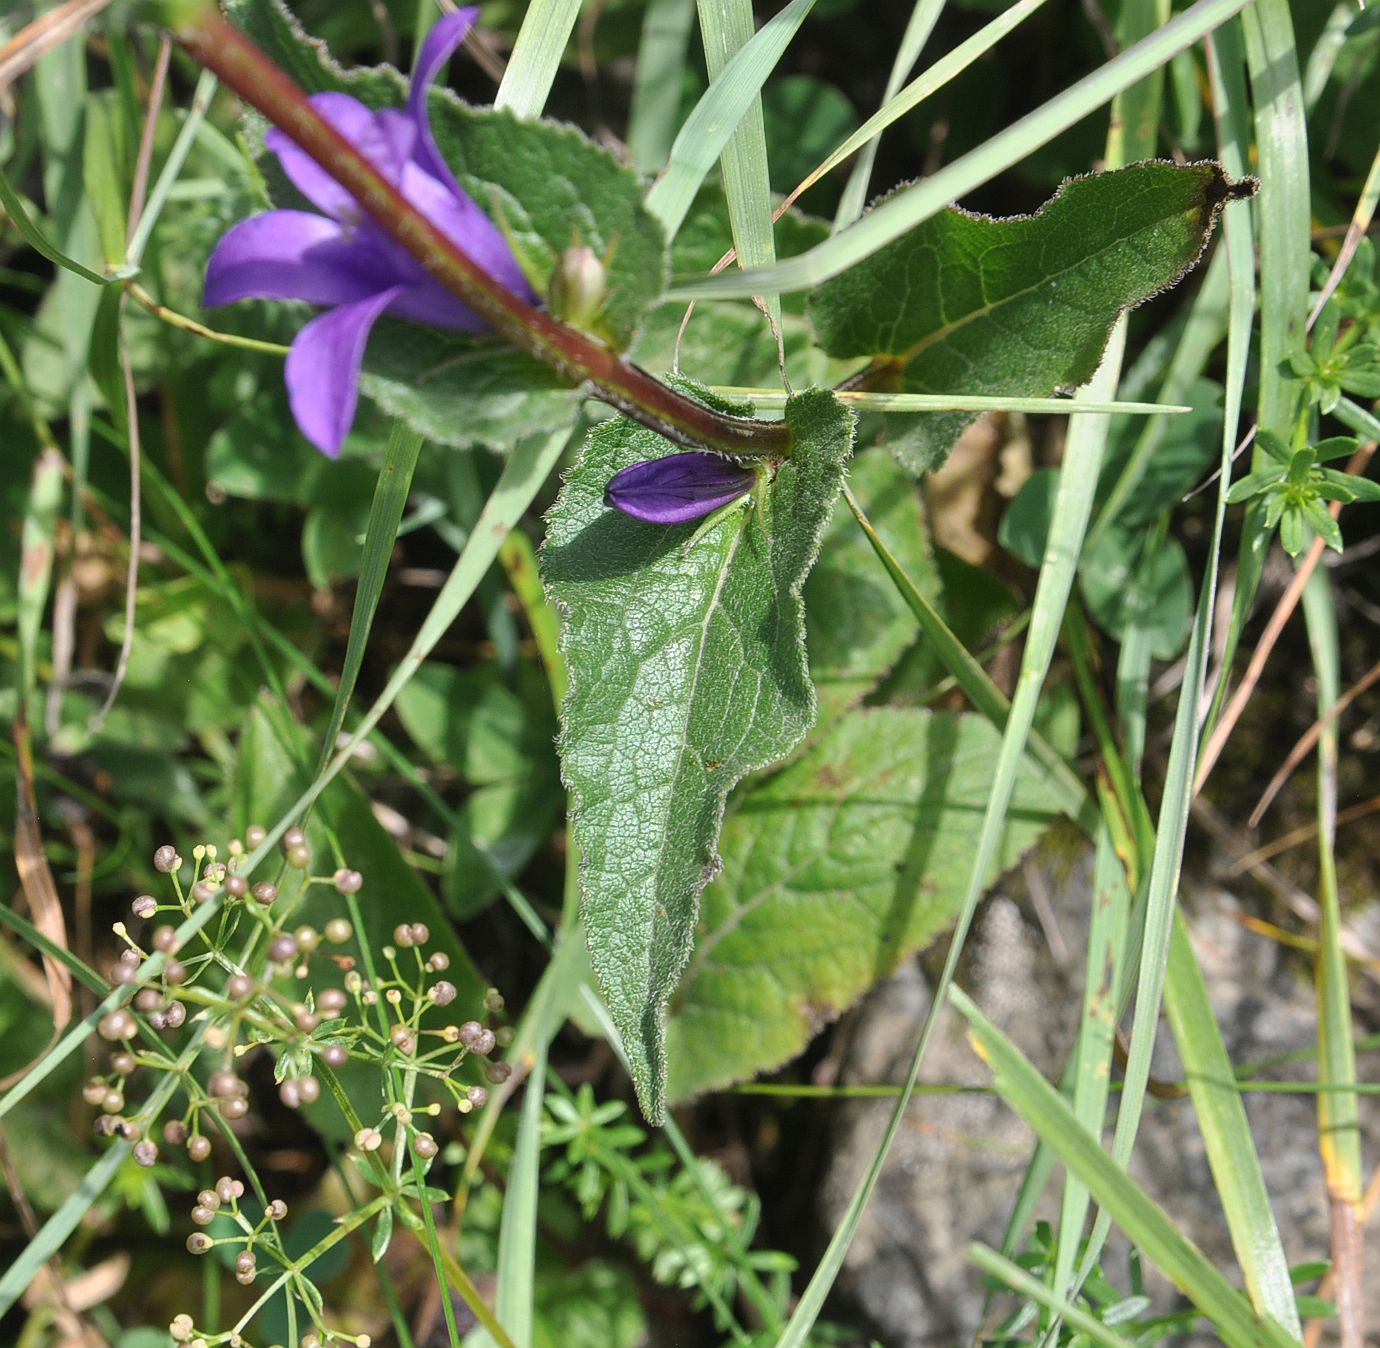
[397,160,535,300]
[407,10,478,196]
[265,94,414,219]
[203,211,385,308]
[604,452,757,525]
[385,280,488,330]
[285,286,403,456]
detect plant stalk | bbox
[173,7,792,458]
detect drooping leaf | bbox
[665,707,1063,1102]
[542,387,855,1120]
[808,160,1251,472]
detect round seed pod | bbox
[427,952,450,973]
[225,874,248,899]
[164,1001,187,1029]
[413,1132,439,1160]
[82,1079,107,1106]
[186,1134,212,1162]
[470,1029,497,1057]
[430,980,457,1006]
[226,974,254,1001]
[208,1069,242,1098]
[321,1044,348,1069]
[267,935,298,964]
[317,988,347,1017]
[266,1198,288,1221]
[110,1051,136,1076]
[333,868,363,894]
[245,825,267,848]
[250,882,277,906]
[297,1077,320,1105]
[185,1233,213,1255]
[284,845,310,871]
[153,845,181,873]
[163,1119,189,1146]
[152,925,179,952]
[457,1021,484,1048]
[98,1010,136,1042]
[465,1085,489,1110]
[133,1138,159,1167]
[196,1189,221,1210]
[218,1096,249,1121]
[324,918,352,944]
[132,895,158,920]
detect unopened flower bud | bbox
[548,245,607,332]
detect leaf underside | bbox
[808,159,1249,472]
[542,388,855,1120]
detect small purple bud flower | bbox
[604,452,758,525]
[203,10,535,457]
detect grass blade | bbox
[644,0,818,238]
[692,0,783,333]
[951,986,1300,1348]
[780,352,1117,1348]
[314,421,424,774]
[1300,564,1364,1343]
[494,0,582,120]
[832,0,943,228]
[970,1243,1138,1348]
[668,0,1252,300]
[628,0,698,173]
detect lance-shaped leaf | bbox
[664,708,1065,1102]
[809,160,1251,473]
[542,389,855,1120]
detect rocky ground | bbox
[818,847,1380,1346]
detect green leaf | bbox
[542,387,855,1119]
[1080,529,1192,660]
[1224,469,1283,505]
[807,160,1242,471]
[664,707,1063,1102]
[361,334,580,452]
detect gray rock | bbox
[818,851,1377,1346]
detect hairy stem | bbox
[174,9,792,457]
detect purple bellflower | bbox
[203,10,535,457]
[603,451,759,525]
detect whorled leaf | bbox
[221,0,666,446]
[542,388,855,1120]
[809,160,1252,473]
[665,707,1064,1102]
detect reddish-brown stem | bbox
[174,10,791,457]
